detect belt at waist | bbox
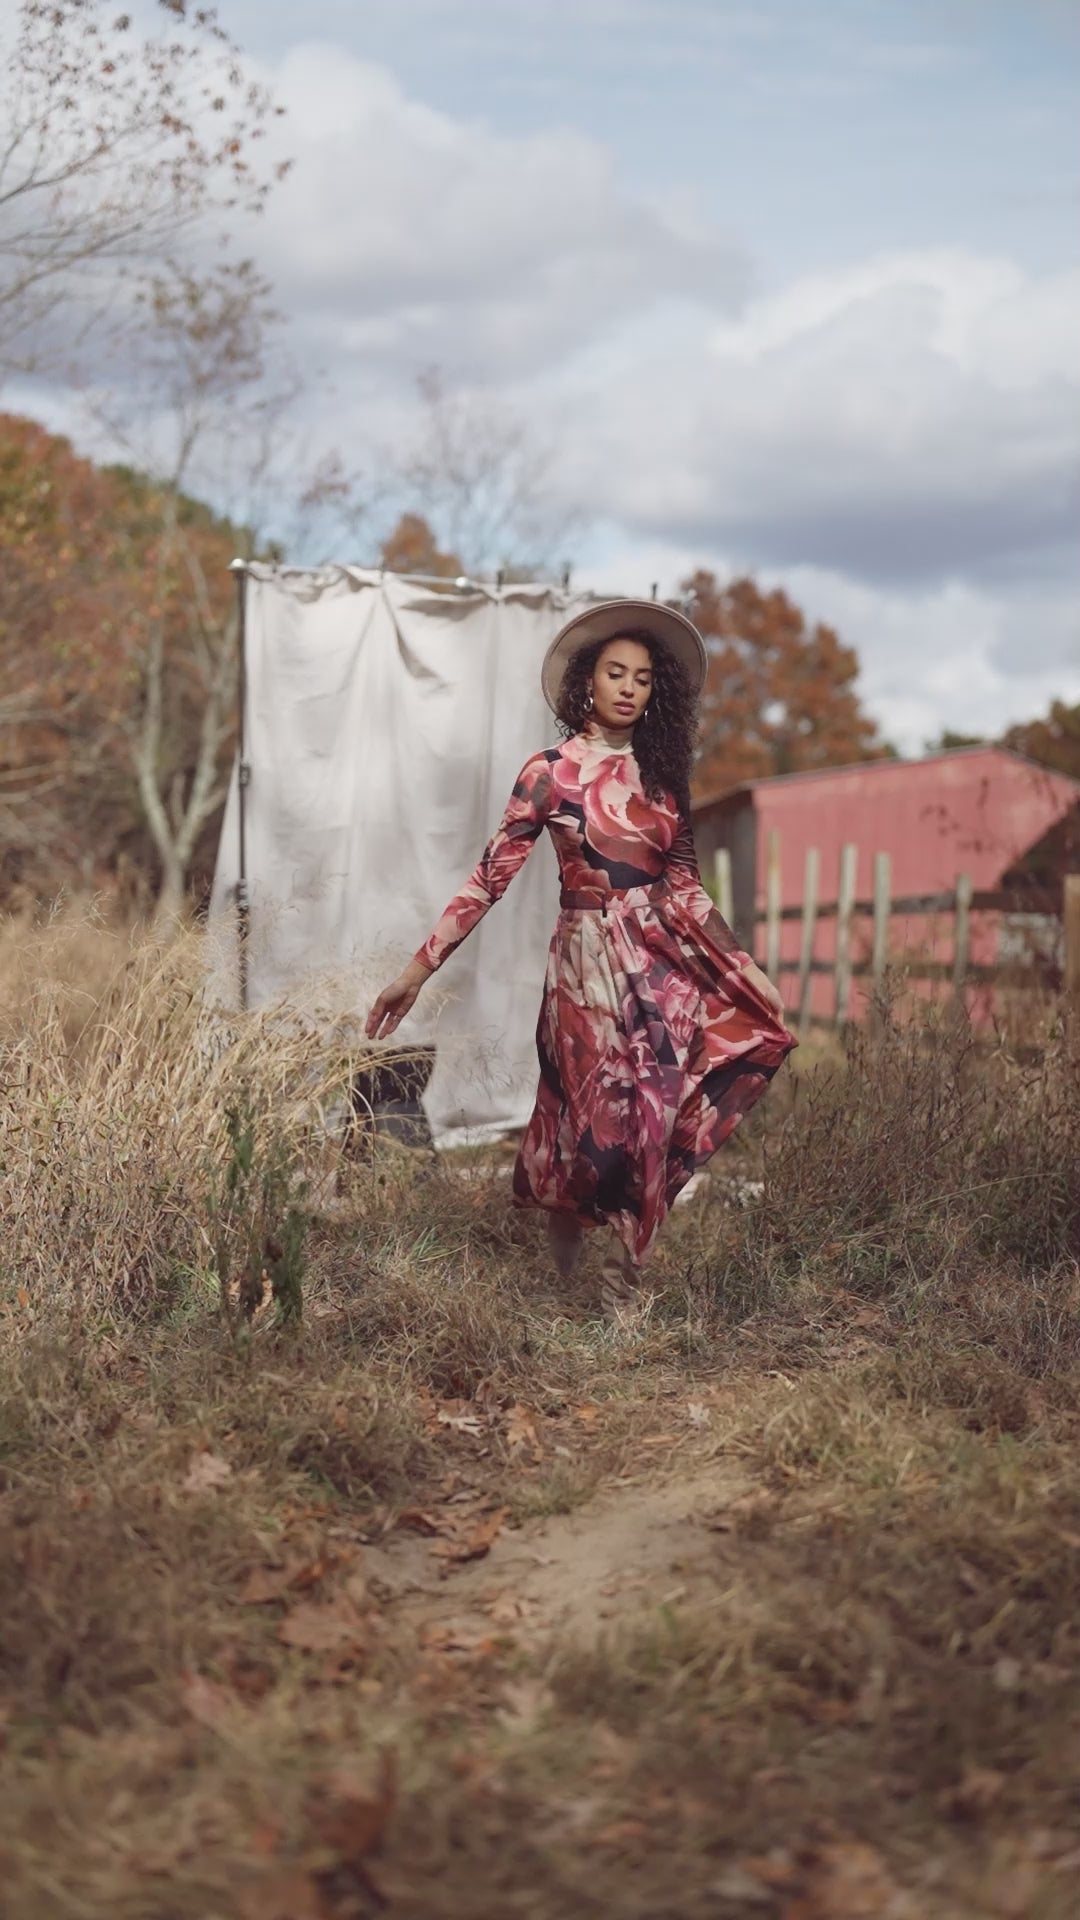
[559,880,669,914]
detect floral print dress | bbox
[416,728,796,1266]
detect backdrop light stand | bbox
[229,559,251,1011]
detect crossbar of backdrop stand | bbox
[224,561,580,595]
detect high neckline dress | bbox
[416,728,797,1266]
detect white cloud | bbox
[255,44,746,379]
[8,25,1076,755]
[778,567,1080,753]
[563,251,1080,584]
[571,531,1080,754]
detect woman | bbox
[366,599,796,1324]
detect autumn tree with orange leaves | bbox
[379,512,463,581]
[1002,699,1080,784]
[0,411,244,905]
[681,571,890,799]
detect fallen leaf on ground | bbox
[685,1400,711,1428]
[796,1691,855,1726]
[589,1818,648,1849]
[421,1621,499,1656]
[599,1575,647,1597]
[249,1818,283,1857]
[310,1748,397,1870]
[735,1852,798,1890]
[589,1724,635,1780]
[436,1402,485,1436]
[278,1594,368,1657]
[484,1590,532,1627]
[240,1565,296,1605]
[699,1489,780,1535]
[240,1556,339,1604]
[432,1507,509,1568]
[939,1765,1007,1820]
[343,1569,370,1607]
[505,1403,543,1460]
[573,1403,600,1425]
[240,1870,324,1920]
[851,1305,889,1329]
[220,1648,276,1703]
[985,1862,1042,1918]
[496,1678,555,1733]
[396,1507,454,1537]
[782,1840,913,1918]
[182,1450,233,1494]
[180,1670,244,1731]
[711,1863,775,1906]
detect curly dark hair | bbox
[555,628,697,814]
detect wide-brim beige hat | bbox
[541,598,707,714]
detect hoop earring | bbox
[584,691,593,715]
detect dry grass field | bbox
[2,908,1079,1919]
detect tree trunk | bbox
[132,497,234,930]
[151,855,187,930]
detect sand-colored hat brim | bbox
[541,599,707,714]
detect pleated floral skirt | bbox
[512,884,797,1265]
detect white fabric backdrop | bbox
[209,566,597,1144]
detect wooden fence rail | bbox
[714,841,1077,1035]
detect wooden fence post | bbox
[797,846,820,1037]
[834,843,858,1028]
[713,847,734,928]
[1065,874,1080,1002]
[765,830,781,982]
[952,871,973,995]
[871,851,891,994]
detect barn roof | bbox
[692,743,1080,815]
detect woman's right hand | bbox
[365,958,432,1041]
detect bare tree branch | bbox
[395,367,581,576]
[0,1,290,371]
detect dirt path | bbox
[363,1460,754,1648]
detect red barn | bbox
[692,747,1080,1021]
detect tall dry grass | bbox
[0,905,376,1316]
[670,995,1080,1338]
[3,908,1080,1918]
[4,905,1077,1346]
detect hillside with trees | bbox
[0,412,250,909]
[6,413,1078,912]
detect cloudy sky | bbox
[13,0,1080,751]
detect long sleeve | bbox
[665,817,747,958]
[415,752,554,973]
